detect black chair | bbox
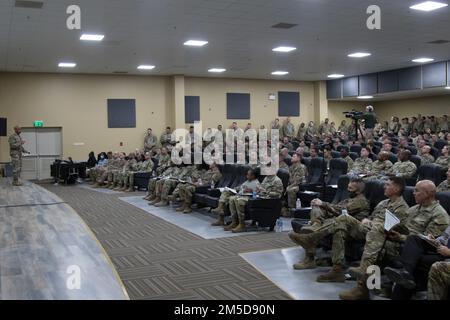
[368,153,378,162]
[430,147,441,159]
[301,157,326,190]
[364,179,387,212]
[331,151,341,159]
[436,192,450,215]
[349,152,358,161]
[403,186,416,208]
[417,164,447,187]
[434,139,448,151]
[133,172,153,190]
[389,153,398,164]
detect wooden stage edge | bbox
[0,178,129,300]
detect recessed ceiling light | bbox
[184,40,208,47]
[80,34,104,41]
[272,46,297,53]
[328,74,345,78]
[410,1,448,12]
[271,71,289,76]
[137,65,155,70]
[357,95,374,99]
[412,57,435,63]
[348,52,372,58]
[208,68,226,73]
[58,62,76,68]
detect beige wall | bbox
[327,101,367,125]
[374,95,450,122]
[0,72,171,162]
[184,77,316,130]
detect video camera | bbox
[343,110,363,120]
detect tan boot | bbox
[211,215,225,226]
[183,205,193,214]
[300,221,322,234]
[149,197,160,205]
[316,264,346,283]
[155,201,168,207]
[12,180,23,186]
[224,218,238,231]
[339,281,369,300]
[348,266,364,280]
[176,204,185,212]
[120,185,127,191]
[293,254,316,270]
[211,202,225,214]
[232,221,246,233]
[288,230,325,252]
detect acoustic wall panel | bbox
[423,61,447,88]
[0,118,6,137]
[326,79,342,99]
[398,67,422,91]
[343,77,359,97]
[185,96,200,123]
[378,70,399,93]
[226,93,250,119]
[278,91,300,116]
[107,99,136,128]
[359,73,378,96]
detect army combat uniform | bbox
[155,166,195,206]
[144,134,158,154]
[177,167,222,213]
[286,161,307,209]
[145,166,176,201]
[437,179,450,192]
[343,155,354,171]
[365,160,393,180]
[125,158,154,192]
[427,261,450,300]
[340,200,449,300]
[228,175,284,233]
[435,155,450,169]
[349,157,372,176]
[8,132,28,185]
[389,160,417,179]
[420,154,435,166]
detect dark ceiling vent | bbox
[427,39,450,44]
[271,22,298,29]
[15,0,44,9]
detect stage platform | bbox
[0,178,129,300]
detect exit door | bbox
[21,127,62,180]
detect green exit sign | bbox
[33,121,44,127]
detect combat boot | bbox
[288,230,325,251]
[120,185,128,191]
[232,221,246,233]
[300,221,322,234]
[176,204,186,212]
[12,180,23,186]
[147,195,156,202]
[348,266,364,280]
[293,254,316,270]
[108,183,116,189]
[316,264,346,283]
[224,218,238,231]
[211,202,225,215]
[149,197,160,205]
[92,183,100,188]
[339,281,369,300]
[183,205,193,214]
[155,200,168,207]
[211,215,225,226]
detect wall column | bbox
[173,75,185,129]
[313,81,328,123]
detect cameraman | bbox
[362,105,378,140]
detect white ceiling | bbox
[1,0,450,81]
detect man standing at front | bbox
[9,125,29,186]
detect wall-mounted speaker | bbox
[0,118,6,137]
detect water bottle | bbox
[296,198,302,210]
[276,219,283,232]
[252,191,257,199]
[211,181,214,189]
[198,178,202,185]
[342,209,348,216]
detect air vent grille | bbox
[271,22,298,29]
[15,0,43,9]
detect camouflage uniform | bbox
[427,261,450,300]
[420,154,435,166]
[107,158,126,186]
[279,161,289,170]
[156,153,171,175]
[158,166,195,204]
[286,162,307,208]
[127,159,154,190]
[229,175,283,225]
[437,180,450,192]
[121,159,140,189]
[389,160,417,178]
[146,166,176,199]
[319,123,331,135]
[8,133,27,184]
[144,134,158,153]
[343,155,354,171]
[349,158,372,176]
[97,157,118,184]
[296,126,306,140]
[178,167,222,212]
[435,156,450,169]
[160,132,173,150]
[281,122,295,139]
[214,179,260,215]
[365,160,393,180]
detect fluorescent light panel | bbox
[410,1,448,12]
[445,86,450,89]
[58,62,76,68]
[272,46,297,52]
[271,71,289,75]
[80,34,104,41]
[357,95,374,99]
[208,68,226,73]
[184,40,208,47]
[348,52,372,58]
[412,57,435,63]
[137,65,155,70]
[328,74,345,78]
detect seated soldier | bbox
[108,152,126,189]
[120,152,141,192]
[427,261,450,300]
[177,163,222,214]
[288,178,370,270]
[124,152,154,192]
[170,164,204,204]
[364,151,393,180]
[146,163,177,202]
[211,168,260,226]
[154,164,195,207]
[383,224,450,300]
[419,145,435,166]
[282,153,307,216]
[339,180,449,300]
[388,149,417,179]
[94,152,121,188]
[114,153,135,191]
[89,152,109,184]
[227,169,284,233]
[294,177,408,282]
[340,147,354,171]
[437,168,450,192]
[435,145,450,169]
[348,147,373,176]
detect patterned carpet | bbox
[41,183,294,300]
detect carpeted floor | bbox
[41,183,295,300]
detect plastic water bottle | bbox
[276,219,283,232]
[198,178,202,185]
[252,191,257,199]
[296,198,302,210]
[211,181,215,189]
[342,209,348,216]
